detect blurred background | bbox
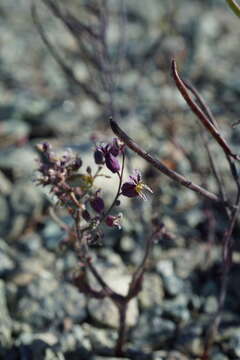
[1,0,240,359]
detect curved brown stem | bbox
[115,303,128,357]
[171,59,240,161]
[110,118,234,209]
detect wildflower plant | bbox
[36,137,162,356]
[32,0,240,358]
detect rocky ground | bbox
[1,0,240,359]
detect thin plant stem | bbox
[203,196,240,359]
[182,79,240,199]
[226,0,240,18]
[31,0,102,103]
[115,303,127,357]
[110,118,234,209]
[171,59,240,161]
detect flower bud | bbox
[105,214,122,229]
[105,152,120,173]
[90,196,105,213]
[82,209,91,222]
[94,149,105,164]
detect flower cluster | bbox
[36,142,83,205]
[36,138,152,250]
[94,138,124,173]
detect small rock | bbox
[176,322,204,356]
[17,279,87,329]
[45,349,65,360]
[5,182,43,240]
[0,119,30,147]
[156,260,184,297]
[18,233,42,255]
[83,324,117,353]
[18,332,58,347]
[162,295,190,323]
[132,307,175,349]
[204,296,218,314]
[88,263,139,328]
[220,327,240,357]
[0,170,11,195]
[94,357,130,360]
[42,220,64,251]
[88,296,138,329]
[60,324,91,354]
[153,350,188,360]
[0,239,15,277]
[0,146,37,178]
[10,182,43,219]
[0,251,15,277]
[0,280,12,348]
[211,352,228,360]
[139,273,164,309]
[120,235,135,253]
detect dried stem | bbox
[171,59,240,161]
[226,0,240,17]
[73,223,159,356]
[182,79,240,198]
[31,0,102,103]
[182,79,219,129]
[183,81,227,202]
[203,197,240,359]
[115,303,127,357]
[110,118,234,209]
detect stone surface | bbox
[139,273,164,310]
[83,324,117,353]
[156,260,184,297]
[0,280,12,349]
[132,306,176,349]
[16,279,87,329]
[153,351,188,360]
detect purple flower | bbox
[105,152,120,173]
[90,196,105,213]
[121,170,153,200]
[94,138,124,173]
[105,214,122,229]
[109,138,123,156]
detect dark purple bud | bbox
[94,148,105,164]
[42,142,51,152]
[105,215,122,229]
[121,182,138,198]
[109,138,120,156]
[90,196,105,213]
[115,199,121,206]
[86,166,92,175]
[105,152,120,173]
[82,209,91,222]
[72,157,82,170]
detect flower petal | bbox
[121,182,138,197]
[105,153,120,173]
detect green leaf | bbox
[67,174,93,189]
[226,0,240,18]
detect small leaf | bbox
[226,0,240,18]
[67,174,93,188]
